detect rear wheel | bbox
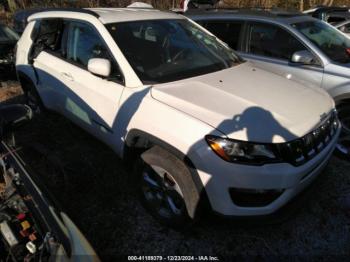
[336,103,350,160]
[135,146,202,228]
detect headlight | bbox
[205,135,280,165]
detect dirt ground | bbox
[0,82,350,260]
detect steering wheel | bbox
[172,49,187,63]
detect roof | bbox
[88,8,182,24]
[27,7,183,24]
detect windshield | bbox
[292,20,350,64]
[0,25,19,42]
[106,19,241,84]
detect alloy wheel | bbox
[141,165,186,219]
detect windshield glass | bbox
[0,25,19,42]
[292,20,350,64]
[106,19,241,84]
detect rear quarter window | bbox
[202,20,243,50]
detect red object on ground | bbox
[17,213,26,220]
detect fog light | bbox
[229,188,284,207]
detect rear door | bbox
[31,18,68,111]
[242,21,324,89]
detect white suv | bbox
[16,8,340,226]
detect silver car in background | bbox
[187,9,350,155]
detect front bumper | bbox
[190,127,340,217]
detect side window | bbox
[67,22,109,68]
[30,19,65,58]
[204,21,243,50]
[327,14,346,25]
[247,22,306,61]
[66,22,122,81]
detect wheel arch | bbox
[17,70,36,92]
[124,129,210,210]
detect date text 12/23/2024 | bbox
[128,256,220,261]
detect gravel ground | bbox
[0,82,350,260]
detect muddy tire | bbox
[135,146,202,228]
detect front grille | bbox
[277,112,339,167]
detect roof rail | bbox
[30,8,100,18]
[185,6,301,15]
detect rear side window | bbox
[247,22,305,61]
[31,19,65,57]
[203,21,243,50]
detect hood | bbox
[151,62,334,143]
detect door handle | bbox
[61,72,74,81]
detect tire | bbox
[335,103,350,160]
[20,79,46,113]
[135,146,202,228]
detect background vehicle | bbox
[0,23,19,79]
[0,104,99,261]
[187,9,350,157]
[179,0,218,12]
[15,8,340,227]
[13,8,49,35]
[334,19,350,36]
[304,6,350,24]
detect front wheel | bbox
[21,80,45,113]
[135,146,202,228]
[336,104,350,160]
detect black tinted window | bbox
[204,21,243,50]
[248,23,305,60]
[328,16,346,25]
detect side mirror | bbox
[291,50,316,65]
[88,58,111,78]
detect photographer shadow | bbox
[187,106,300,224]
[218,106,297,143]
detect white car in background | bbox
[15,8,340,227]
